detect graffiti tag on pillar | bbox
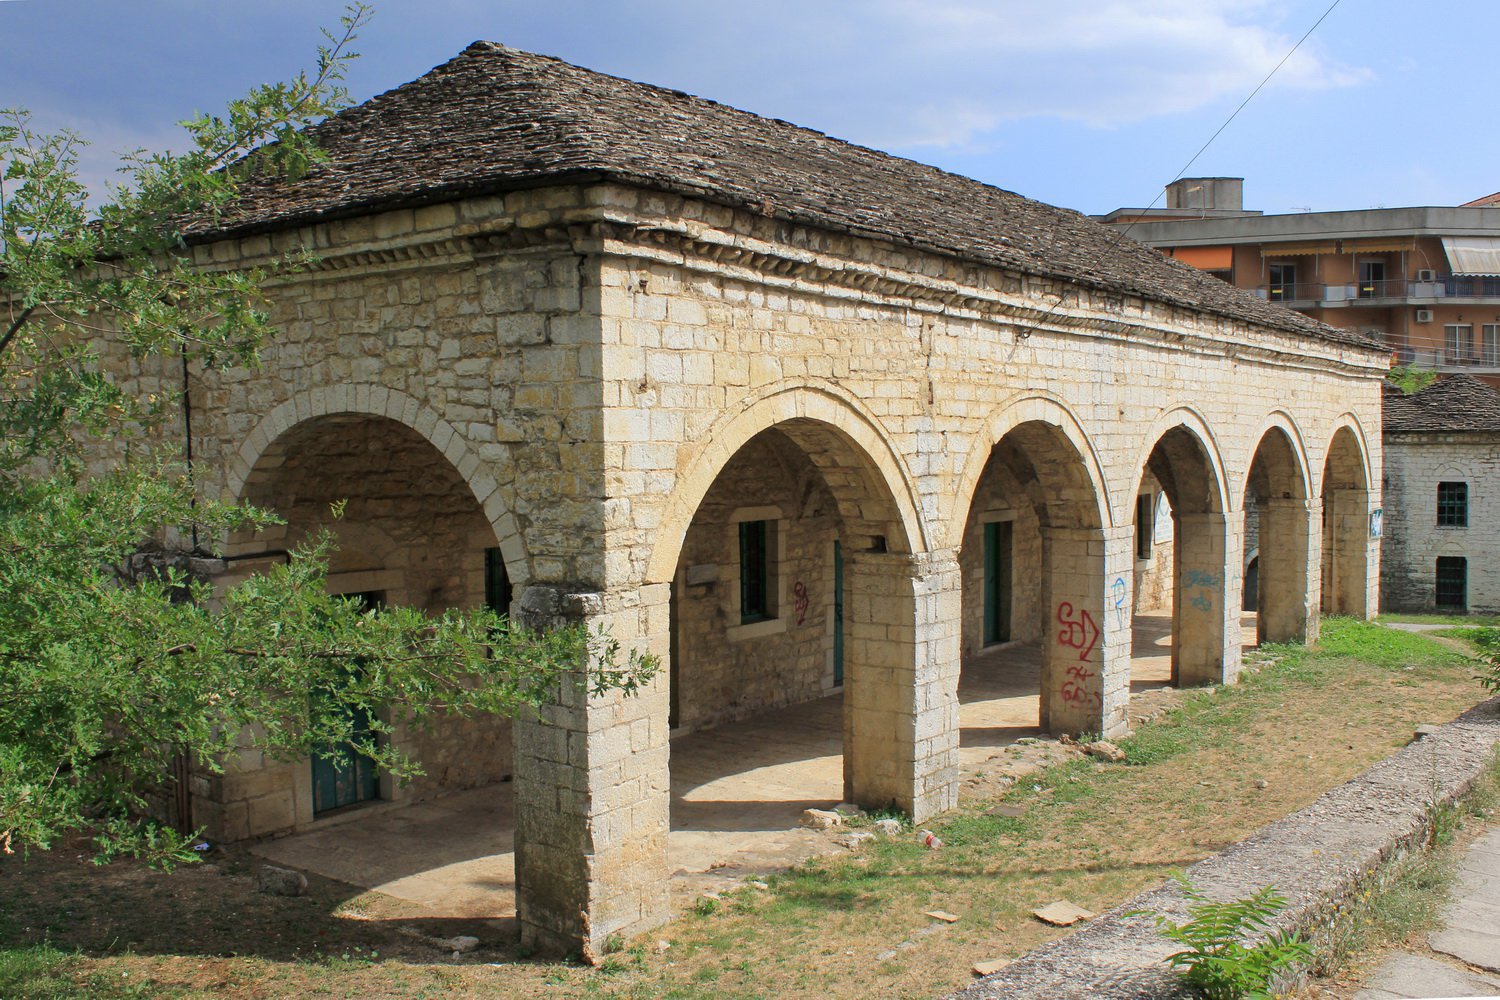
[1056,602,1099,661]
[793,581,809,625]
[1062,664,1101,707]
[1184,569,1220,613]
[1110,576,1128,630]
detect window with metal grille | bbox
[1436,557,1467,610]
[1437,482,1468,527]
[739,520,774,624]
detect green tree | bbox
[0,6,653,864]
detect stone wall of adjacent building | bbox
[958,452,1045,656]
[1381,432,1500,613]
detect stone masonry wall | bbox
[1382,432,1500,614]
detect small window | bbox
[1436,557,1467,610]
[1437,482,1468,527]
[1135,494,1154,560]
[739,520,775,623]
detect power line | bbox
[1017,0,1345,338]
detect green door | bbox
[311,591,383,815]
[983,521,1013,645]
[833,541,844,687]
[311,699,379,815]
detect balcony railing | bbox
[1396,346,1500,371]
[1254,274,1500,303]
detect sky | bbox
[0,0,1491,218]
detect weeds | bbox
[1140,876,1311,1000]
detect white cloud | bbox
[668,0,1372,150]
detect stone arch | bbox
[645,383,927,584]
[1127,406,1229,518]
[1128,409,1235,687]
[1318,414,1373,494]
[1245,422,1317,644]
[227,386,529,588]
[947,392,1114,550]
[1320,415,1376,618]
[1241,411,1312,505]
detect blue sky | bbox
[1,0,1491,217]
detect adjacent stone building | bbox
[1381,375,1500,613]
[136,43,1386,954]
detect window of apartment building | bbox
[1358,259,1385,298]
[1445,323,1474,362]
[1437,481,1469,527]
[1435,557,1467,610]
[1268,262,1296,300]
[1135,493,1154,559]
[1483,324,1500,366]
[738,519,776,624]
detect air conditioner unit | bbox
[1415,308,1434,323]
[1417,268,1436,282]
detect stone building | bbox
[142,43,1386,954]
[1381,375,1500,613]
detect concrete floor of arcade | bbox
[253,611,1248,923]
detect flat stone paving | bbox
[253,610,1192,921]
[1355,825,1500,999]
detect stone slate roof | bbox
[1383,374,1500,433]
[209,42,1372,349]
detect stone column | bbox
[842,550,961,822]
[1040,526,1133,739]
[1323,488,1374,618]
[1173,512,1242,686]
[512,584,670,961]
[1257,498,1321,645]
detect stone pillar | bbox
[1257,498,1320,645]
[512,584,670,961]
[1173,512,1241,686]
[1040,526,1133,739]
[842,550,960,822]
[1323,488,1373,618]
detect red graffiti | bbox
[793,581,809,625]
[1056,602,1100,662]
[1061,662,1101,707]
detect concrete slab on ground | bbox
[1429,826,1500,974]
[1353,952,1500,1000]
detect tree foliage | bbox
[0,6,654,864]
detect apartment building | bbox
[1102,179,1500,387]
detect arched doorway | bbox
[1321,424,1374,618]
[661,412,944,867]
[1132,423,1232,687]
[1244,427,1315,644]
[225,412,517,821]
[957,418,1115,736]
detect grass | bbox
[0,618,1490,999]
[1376,612,1500,627]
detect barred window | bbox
[1436,557,1467,610]
[1437,482,1468,527]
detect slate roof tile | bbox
[206,41,1374,349]
[1383,374,1500,433]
